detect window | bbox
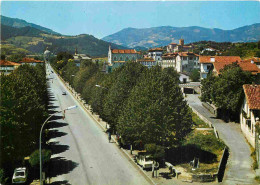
[114,57,117,61]
[126,57,129,61]
[207,65,211,70]
[189,57,193,60]
[183,57,187,60]
[120,57,123,61]
[246,119,251,131]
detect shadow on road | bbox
[48,157,78,178]
[46,121,68,129]
[48,130,68,139]
[49,142,69,155]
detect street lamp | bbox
[39,105,77,185]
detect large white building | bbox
[175,52,199,73]
[108,46,140,68]
[147,48,163,65]
[161,53,177,69]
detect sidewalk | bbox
[185,94,256,184]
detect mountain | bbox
[1,16,126,57]
[1,15,60,35]
[102,24,260,49]
[1,24,47,40]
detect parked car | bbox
[136,152,153,170]
[12,167,28,184]
[62,91,67,95]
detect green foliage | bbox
[29,149,52,167]
[184,131,225,153]
[211,63,253,113]
[192,112,209,128]
[1,54,5,60]
[117,66,192,147]
[200,72,216,103]
[7,53,25,63]
[189,69,200,82]
[102,62,146,129]
[0,64,48,169]
[201,63,253,120]
[57,51,73,61]
[145,144,165,161]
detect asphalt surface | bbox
[185,94,256,185]
[46,64,151,185]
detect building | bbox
[0,59,21,75]
[166,42,178,53]
[212,60,260,76]
[167,39,193,53]
[244,57,260,69]
[161,53,177,69]
[19,58,44,66]
[74,48,92,67]
[108,46,140,68]
[137,57,156,68]
[175,52,199,73]
[240,84,260,148]
[147,48,163,64]
[199,56,241,79]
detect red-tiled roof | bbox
[177,52,199,57]
[0,60,21,66]
[213,61,260,75]
[21,58,44,63]
[243,57,260,63]
[111,49,137,54]
[162,53,177,58]
[199,56,241,63]
[169,42,177,45]
[243,84,260,110]
[148,48,163,52]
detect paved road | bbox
[46,64,151,185]
[185,94,256,185]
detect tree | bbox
[190,69,200,82]
[201,63,254,121]
[200,72,216,103]
[29,149,52,167]
[117,66,192,148]
[211,63,253,120]
[1,54,6,60]
[102,62,146,130]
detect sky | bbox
[1,1,260,39]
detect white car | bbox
[12,167,28,184]
[136,153,153,170]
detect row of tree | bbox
[51,59,193,152]
[0,64,49,181]
[200,63,255,121]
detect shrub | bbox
[29,149,52,167]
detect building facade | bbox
[175,52,199,73]
[167,39,193,53]
[199,56,242,79]
[0,60,21,75]
[108,46,140,67]
[240,84,260,148]
[137,57,156,68]
[147,48,163,64]
[19,58,44,66]
[161,53,177,69]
